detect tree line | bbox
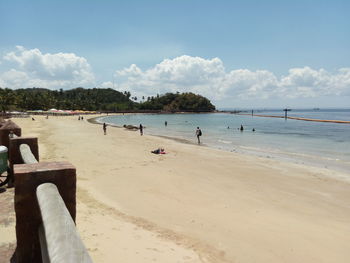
[0,87,215,112]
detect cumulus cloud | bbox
[114,55,350,101]
[1,47,349,103]
[115,56,226,99]
[100,81,114,89]
[0,69,30,88]
[0,46,95,89]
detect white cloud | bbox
[222,69,279,99]
[100,81,115,89]
[113,56,350,102]
[1,47,349,104]
[0,69,29,88]
[1,46,95,89]
[115,56,226,99]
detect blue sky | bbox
[0,0,349,108]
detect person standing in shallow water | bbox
[195,127,202,144]
[139,124,143,136]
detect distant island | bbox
[0,87,215,113]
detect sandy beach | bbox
[1,114,350,263]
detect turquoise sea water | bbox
[98,109,350,174]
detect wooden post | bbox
[14,162,76,263]
[9,137,39,167]
[283,108,291,119]
[8,137,39,187]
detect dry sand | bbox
[1,114,350,263]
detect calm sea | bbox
[98,109,350,174]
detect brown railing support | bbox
[8,137,39,187]
[14,162,76,263]
[0,120,21,148]
[9,137,39,168]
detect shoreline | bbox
[89,115,199,146]
[90,115,350,178]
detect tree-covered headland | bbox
[0,87,215,112]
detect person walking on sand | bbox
[195,127,202,144]
[103,123,107,135]
[139,124,143,136]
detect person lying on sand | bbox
[151,148,166,154]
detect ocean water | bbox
[98,109,350,173]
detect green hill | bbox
[139,92,215,112]
[0,88,215,112]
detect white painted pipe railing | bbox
[19,144,38,164]
[9,132,18,138]
[36,183,93,263]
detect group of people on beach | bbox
[102,120,203,146]
[102,123,143,136]
[102,119,256,147]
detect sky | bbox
[0,0,349,109]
